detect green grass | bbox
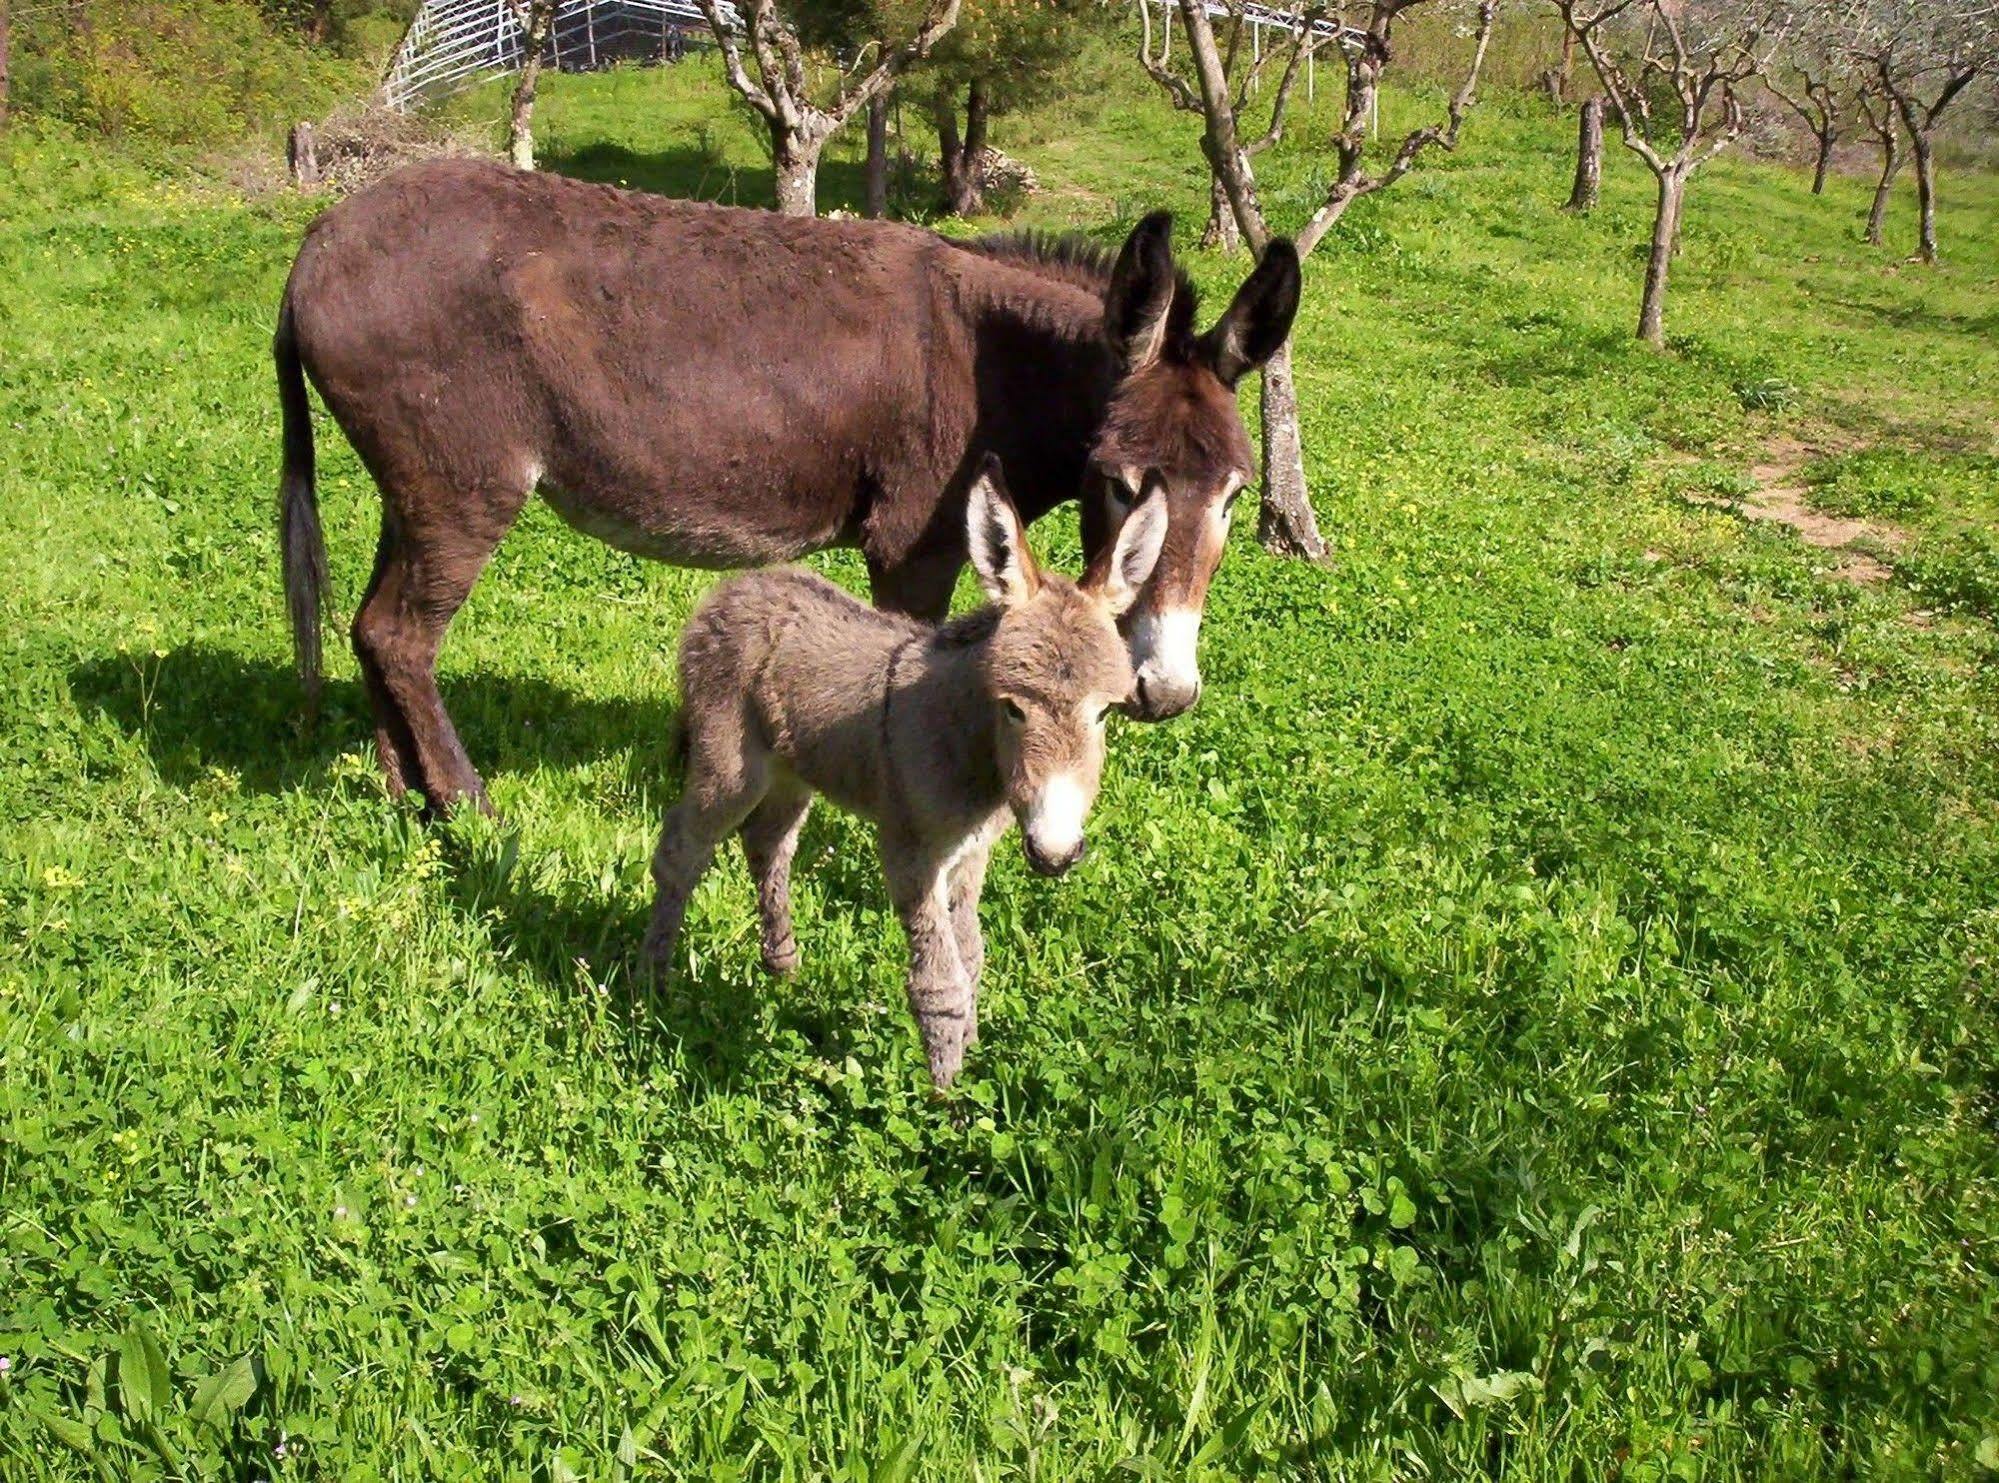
[4,51,1999,1480]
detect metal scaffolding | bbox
[383,0,738,112]
[382,0,1359,113]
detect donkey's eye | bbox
[1003,698,1027,724]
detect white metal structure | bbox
[383,0,737,111]
[382,0,1358,113]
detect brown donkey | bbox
[275,160,1299,811]
[645,456,1168,1087]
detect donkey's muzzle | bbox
[1131,670,1201,721]
[1025,837,1087,878]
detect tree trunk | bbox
[508,60,542,168]
[1637,169,1684,348]
[0,0,11,130]
[772,126,820,216]
[1908,130,1936,264]
[865,92,890,218]
[288,121,320,189]
[309,0,333,44]
[1810,131,1832,195]
[1199,172,1241,252]
[1555,28,1575,103]
[1565,98,1602,212]
[1865,131,1899,246]
[937,80,987,216]
[1256,339,1326,560]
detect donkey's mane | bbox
[963,230,1198,309]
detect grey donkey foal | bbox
[644,456,1170,1086]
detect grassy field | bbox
[4,51,1999,1480]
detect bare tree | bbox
[1854,81,1900,243]
[506,0,560,170]
[1141,0,1498,558]
[1847,0,1996,263]
[1766,37,1853,194]
[698,0,961,216]
[1555,0,1791,348]
[1138,1,1325,261]
[1,0,11,131]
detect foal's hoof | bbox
[761,938,800,977]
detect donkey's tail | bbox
[274,294,328,712]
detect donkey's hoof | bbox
[761,939,800,977]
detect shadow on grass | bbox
[542,140,873,216]
[68,645,680,799]
[445,846,853,1093]
[440,805,891,1095]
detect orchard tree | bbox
[920,0,1094,216]
[698,0,961,215]
[1139,0,1498,558]
[1846,0,1996,263]
[506,0,559,169]
[1138,0,1332,253]
[1554,0,1792,348]
[1766,32,1854,194]
[1853,80,1900,243]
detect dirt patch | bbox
[1735,436,1903,584]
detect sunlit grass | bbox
[2,56,1997,1479]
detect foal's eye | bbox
[1003,698,1027,724]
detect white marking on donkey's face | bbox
[1128,608,1203,717]
[1022,773,1089,874]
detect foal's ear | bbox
[965,455,1041,607]
[1088,472,1169,617]
[1105,212,1184,371]
[1195,239,1301,388]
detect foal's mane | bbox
[930,606,1003,651]
[962,230,1198,309]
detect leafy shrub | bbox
[7,0,360,158]
[1898,527,1999,618]
[1807,447,1999,520]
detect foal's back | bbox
[680,569,921,808]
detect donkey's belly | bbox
[538,481,845,569]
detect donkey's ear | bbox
[965,455,1041,607]
[1195,240,1301,388]
[1090,472,1170,617]
[1104,212,1181,371]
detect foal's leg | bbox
[643,732,769,969]
[881,836,973,1087]
[350,482,530,814]
[947,842,991,1048]
[740,781,813,977]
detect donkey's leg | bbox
[881,837,973,1087]
[351,483,532,813]
[741,781,813,977]
[867,548,962,624]
[643,734,769,969]
[946,842,992,1048]
[351,518,423,799]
